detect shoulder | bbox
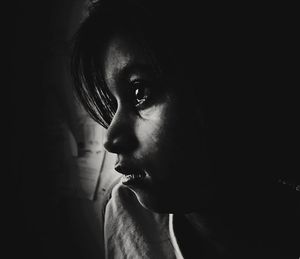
[104,181,164,228]
[103,183,176,258]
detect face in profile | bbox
[101,29,213,213]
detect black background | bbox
[8,1,299,258]
[8,1,85,258]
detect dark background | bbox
[9,1,90,258]
[8,1,299,258]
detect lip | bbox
[114,164,147,186]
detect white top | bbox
[169,214,185,259]
[104,182,181,258]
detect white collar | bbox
[169,214,185,259]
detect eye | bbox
[131,80,151,108]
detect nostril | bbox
[103,126,138,154]
[103,130,117,153]
[104,134,137,154]
[103,135,121,153]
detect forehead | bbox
[102,30,152,82]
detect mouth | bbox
[121,172,146,185]
[115,165,147,186]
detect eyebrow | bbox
[104,61,160,96]
[117,63,157,81]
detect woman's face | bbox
[101,30,213,212]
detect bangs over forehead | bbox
[71,0,164,128]
[72,0,216,128]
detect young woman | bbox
[71,0,299,258]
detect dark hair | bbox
[71,0,214,128]
[71,0,121,128]
[72,0,169,128]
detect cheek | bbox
[135,104,169,155]
[135,100,184,165]
[136,98,204,169]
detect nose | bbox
[103,108,137,154]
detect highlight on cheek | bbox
[136,91,172,119]
[138,103,161,119]
[135,115,162,153]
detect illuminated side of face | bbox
[101,30,212,213]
